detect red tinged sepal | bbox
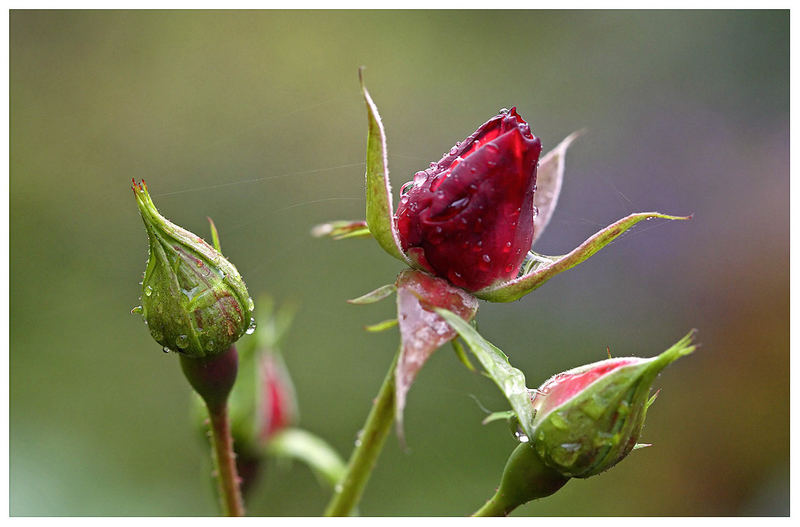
[394,270,479,439]
[395,108,541,292]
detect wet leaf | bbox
[394,270,478,440]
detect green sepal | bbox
[311,220,372,240]
[476,212,692,302]
[347,284,396,305]
[452,339,477,373]
[359,68,412,266]
[364,318,398,333]
[435,308,537,442]
[531,130,584,246]
[482,410,516,426]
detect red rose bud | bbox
[395,108,542,292]
[528,331,696,478]
[132,180,255,358]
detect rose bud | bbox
[395,108,542,291]
[258,351,298,440]
[528,331,696,478]
[132,179,255,358]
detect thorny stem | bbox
[324,348,400,516]
[207,402,246,517]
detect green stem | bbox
[324,349,399,516]
[207,402,246,517]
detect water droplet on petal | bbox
[245,317,257,335]
[144,285,153,296]
[131,305,143,315]
[162,346,171,354]
[176,334,189,349]
[499,107,510,114]
[247,297,255,311]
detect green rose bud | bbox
[529,331,696,478]
[132,180,255,358]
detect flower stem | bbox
[179,347,244,517]
[472,492,515,517]
[206,402,246,517]
[324,348,399,516]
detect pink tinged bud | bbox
[529,331,696,478]
[395,270,479,438]
[259,352,298,440]
[395,108,542,292]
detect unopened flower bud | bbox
[132,180,255,358]
[395,108,542,292]
[529,331,696,478]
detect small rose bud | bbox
[529,331,696,478]
[258,351,298,440]
[395,108,542,291]
[132,180,255,358]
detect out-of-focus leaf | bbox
[266,427,347,489]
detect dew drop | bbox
[162,347,171,354]
[449,145,458,155]
[144,285,153,296]
[247,297,255,311]
[131,305,143,315]
[499,107,509,114]
[514,427,529,443]
[176,334,189,349]
[482,254,491,263]
[206,340,216,352]
[245,317,257,335]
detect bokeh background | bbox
[10,10,788,516]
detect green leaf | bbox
[359,68,411,265]
[435,308,537,440]
[266,427,347,489]
[347,284,396,305]
[476,212,692,302]
[364,318,398,332]
[532,130,584,246]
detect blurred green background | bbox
[10,10,788,516]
